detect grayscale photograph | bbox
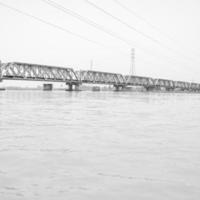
[0,0,200,199]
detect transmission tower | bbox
[90,59,93,70]
[130,48,135,75]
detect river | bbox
[0,91,200,199]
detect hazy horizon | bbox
[0,0,200,85]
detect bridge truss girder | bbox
[125,75,154,87]
[1,62,200,92]
[125,75,200,91]
[79,70,126,86]
[0,62,79,84]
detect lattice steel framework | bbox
[0,62,79,83]
[79,70,126,85]
[153,79,173,88]
[125,75,154,87]
[1,62,200,91]
[125,75,200,91]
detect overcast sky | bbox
[0,0,200,84]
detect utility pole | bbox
[130,48,135,76]
[90,59,93,70]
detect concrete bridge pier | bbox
[165,87,175,92]
[43,84,53,91]
[66,83,80,91]
[114,84,125,91]
[145,86,155,91]
[145,86,162,91]
[180,88,188,92]
[0,79,6,91]
[68,83,73,91]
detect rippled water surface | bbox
[0,91,200,200]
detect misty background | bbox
[0,0,200,87]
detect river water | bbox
[0,91,200,200]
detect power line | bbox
[0,1,107,47]
[84,0,168,47]
[0,1,162,74]
[40,0,136,47]
[113,0,176,42]
[84,0,200,65]
[113,0,200,63]
[40,0,196,70]
[0,0,197,78]
[41,0,171,63]
[0,0,175,69]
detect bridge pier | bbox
[68,83,73,91]
[0,76,5,91]
[92,86,100,91]
[43,84,53,91]
[145,86,155,91]
[145,86,162,91]
[165,87,175,92]
[66,83,80,91]
[114,85,120,91]
[114,84,125,91]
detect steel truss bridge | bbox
[0,62,200,92]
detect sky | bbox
[0,0,200,86]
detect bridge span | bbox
[0,62,200,92]
[0,62,79,90]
